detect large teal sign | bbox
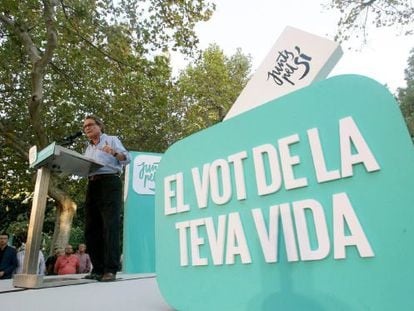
[155,75,414,310]
[123,151,162,273]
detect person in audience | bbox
[76,243,92,274]
[54,244,80,275]
[45,247,62,275]
[0,232,17,279]
[15,242,45,275]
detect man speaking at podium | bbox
[82,115,131,282]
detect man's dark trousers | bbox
[85,175,122,275]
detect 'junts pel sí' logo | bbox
[267,46,312,86]
[133,154,161,195]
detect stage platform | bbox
[1,273,174,311]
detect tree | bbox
[0,0,215,252]
[398,48,414,139]
[173,44,252,138]
[326,0,413,42]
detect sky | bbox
[171,0,413,94]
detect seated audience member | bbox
[54,244,80,275]
[45,247,62,275]
[76,243,92,274]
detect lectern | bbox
[13,142,103,288]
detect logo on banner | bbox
[133,154,161,195]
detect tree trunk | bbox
[14,1,70,254]
[48,180,77,255]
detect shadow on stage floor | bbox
[1,273,174,311]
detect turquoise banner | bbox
[123,151,162,273]
[155,75,414,310]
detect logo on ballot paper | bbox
[155,75,414,311]
[267,46,312,86]
[225,26,343,120]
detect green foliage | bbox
[68,226,84,250]
[326,0,413,42]
[0,193,31,236]
[0,0,215,243]
[1,193,58,249]
[173,44,252,138]
[398,48,414,139]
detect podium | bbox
[13,142,103,288]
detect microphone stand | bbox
[58,133,83,147]
[60,138,77,147]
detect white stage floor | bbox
[1,273,174,311]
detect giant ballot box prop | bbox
[13,142,103,289]
[155,75,414,310]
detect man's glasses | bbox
[83,123,96,130]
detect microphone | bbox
[60,131,83,146]
[63,131,83,141]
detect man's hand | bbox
[102,141,115,155]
